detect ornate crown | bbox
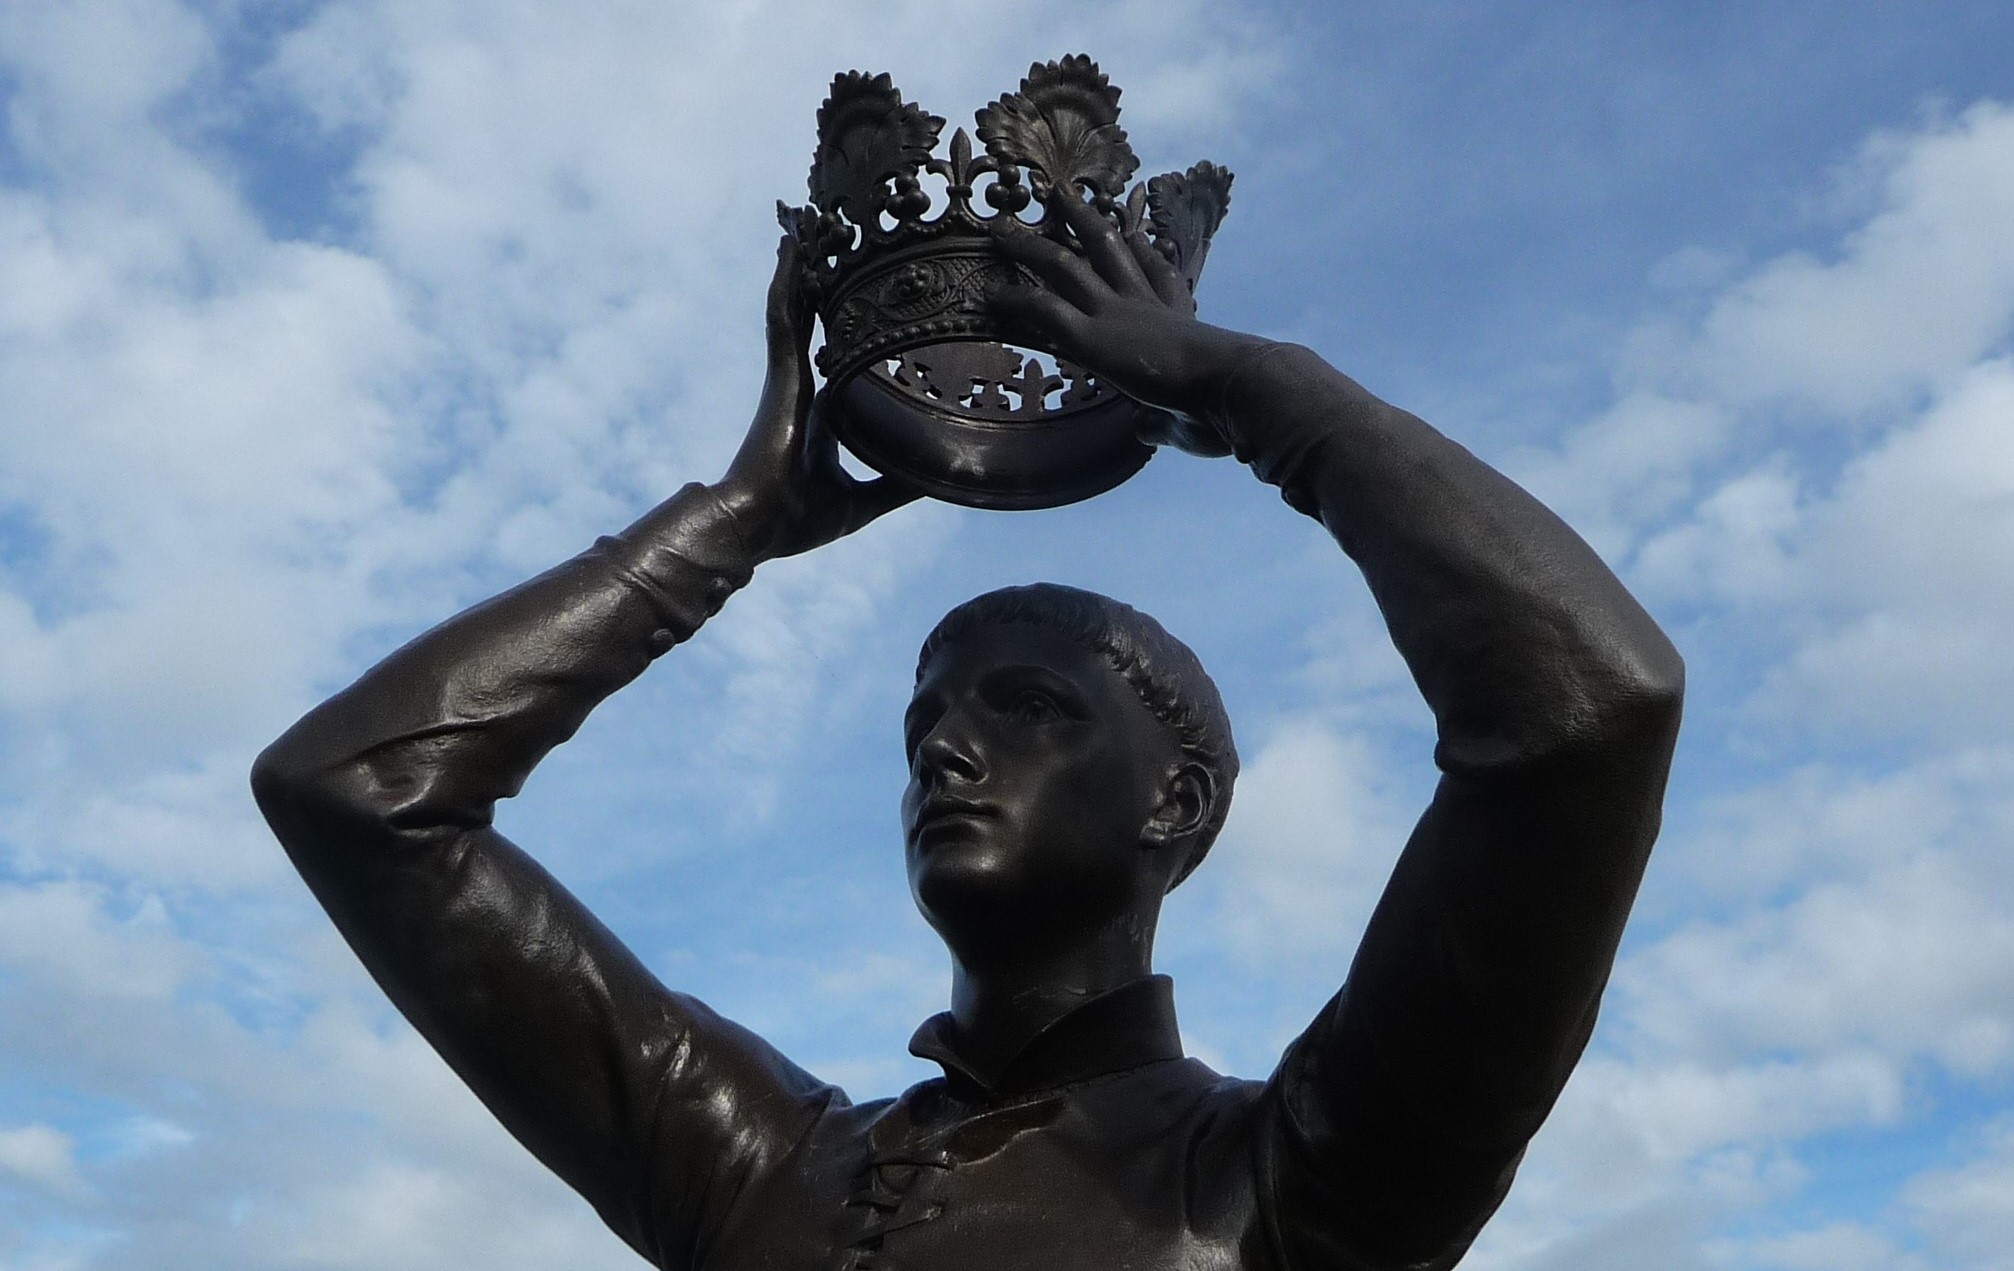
[778,55,1233,509]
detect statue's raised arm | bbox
[249,239,915,1266]
[993,187,1685,1267]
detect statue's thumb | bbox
[852,472,924,527]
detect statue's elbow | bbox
[1623,630,1685,730]
[248,717,366,852]
[249,735,302,821]
[1585,632,1685,763]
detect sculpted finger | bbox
[765,236,798,328]
[1134,405,1181,449]
[1135,406,1234,458]
[802,387,842,466]
[1124,225,1193,310]
[992,217,1104,311]
[1049,185,1153,297]
[846,472,925,531]
[988,284,1094,360]
[1173,417,1236,459]
[805,393,924,529]
[765,235,814,365]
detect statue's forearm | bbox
[1210,343,1684,767]
[253,481,755,855]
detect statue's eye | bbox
[1007,689,1062,723]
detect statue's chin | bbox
[909,850,1028,938]
[910,851,1136,958]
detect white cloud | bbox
[683,503,958,828]
[1751,361,2014,740]
[1449,735,2013,1258]
[1526,102,2014,638]
[1421,97,2014,1271]
[1197,717,1422,967]
[0,4,1297,1267]
[1633,355,2014,743]
[0,882,194,1001]
[1510,392,1734,563]
[1631,461,1801,607]
[0,1123,85,1198]
[1481,1046,1900,1249]
[1729,1221,1927,1271]
[1456,741,2014,1269]
[1617,846,2014,1070]
[270,1159,630,1271]
[1904,1118,2014,1270]
[1685,102,2014,415]
[1488,98,2014,856]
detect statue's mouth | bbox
[911,796,995,844]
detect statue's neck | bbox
[944,917,1157,1080]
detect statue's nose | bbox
[916,713,985,787]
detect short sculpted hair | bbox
[917,583,1238,888]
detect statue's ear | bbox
[1141,761,1214,851]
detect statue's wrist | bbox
[1191,335,1290,450]
[699,477,780,568]
[602,484,760,642]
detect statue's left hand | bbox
[988,188,1271,458]
[710,236,921,562]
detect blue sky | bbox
[3,1,2013,1267]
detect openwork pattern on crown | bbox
[778,55,1234,412]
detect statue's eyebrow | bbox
[976,662,1093,715]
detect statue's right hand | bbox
[709,236,921,563]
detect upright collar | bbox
[907,975,1184,1099]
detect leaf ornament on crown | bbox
[808,71,945,230]
[1147,161,1234,290]
[976,55,1139,201]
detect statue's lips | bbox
[911,797,995,845]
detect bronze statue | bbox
[253,58,1681,1271]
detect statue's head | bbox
[904,583,1238,958]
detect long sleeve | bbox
[250,484,840,1269]
[1221,346,1686,1270]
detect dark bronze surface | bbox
[830,344,1149,509]
[254,99,1683,1270]
[778,57,1231,509]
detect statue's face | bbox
[902,622,1181,949]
